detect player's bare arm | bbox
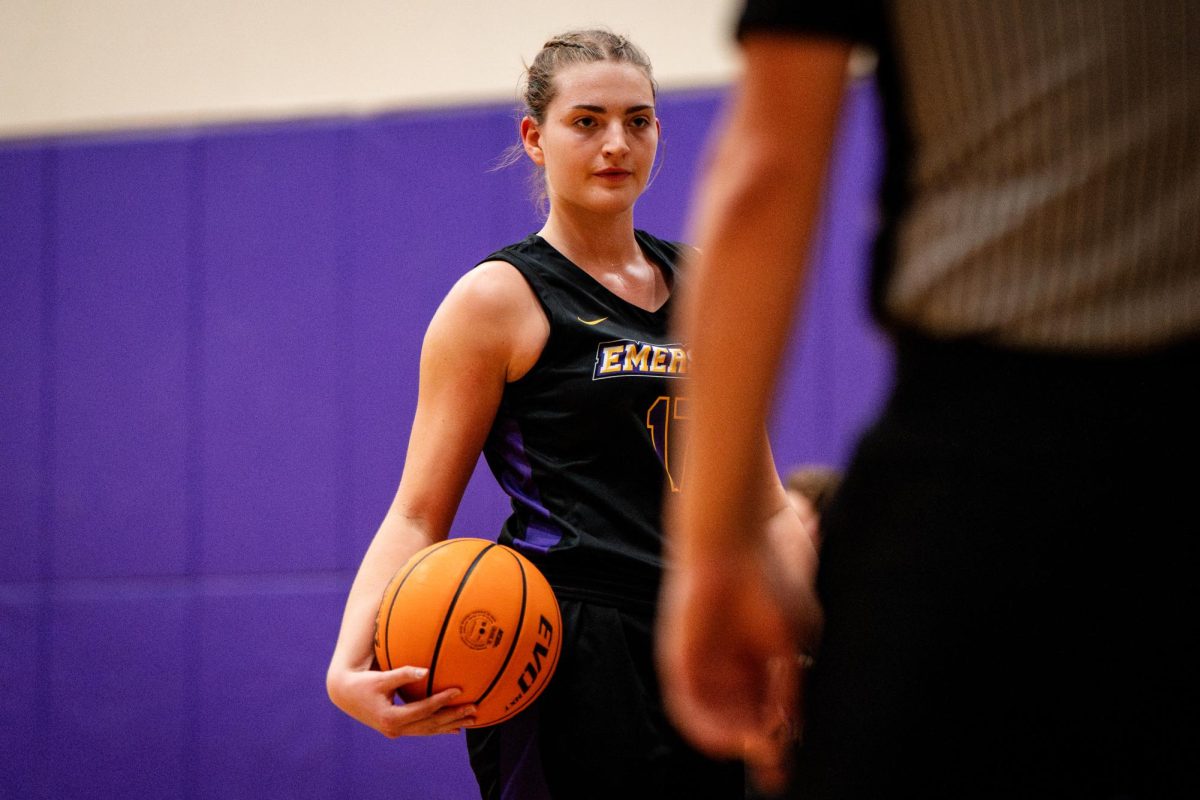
[326,260,546,737]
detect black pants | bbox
[795,334,1199,798]
[468,598,744,800]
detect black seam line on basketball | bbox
[382,539,457,672]
[427,542,496,698]
[382,539,456,671]
[485,583,559,725]
[489,600,562,726]
[473,548,529,709]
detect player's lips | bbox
[594,168,632,179]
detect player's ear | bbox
[521,116,545,166]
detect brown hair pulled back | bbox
[521,29,658,124]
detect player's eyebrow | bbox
[570,104,656,114]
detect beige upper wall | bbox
[0,0,743,139]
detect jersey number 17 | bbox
[646,395,689,493]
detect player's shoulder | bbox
[425,259,546,367]
[426,259,547,378]
[444,260,537,318]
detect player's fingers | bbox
[405,702,476,736]
[425,703,478,734]
[404,686,464,714]
[376,696,472,739]
[377,665,431,691]
[387,699,476,738]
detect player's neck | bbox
[538,208,641,276]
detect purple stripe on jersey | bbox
[520,519,564,554]
[485,416,565,554]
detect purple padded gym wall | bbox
[0,81,887,799]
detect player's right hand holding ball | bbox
[326,664,476,737]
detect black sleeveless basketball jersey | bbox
[479,231,690,611]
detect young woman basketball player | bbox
[326,29,819,798]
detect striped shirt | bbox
[740,0,1200,352]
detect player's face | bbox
[522,61,659,217]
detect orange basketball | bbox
[373,537,562,728]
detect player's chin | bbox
[585,187,643,214]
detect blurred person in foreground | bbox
[658,1,1199,796]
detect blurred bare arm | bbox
[657,33,851,772]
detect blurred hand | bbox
[327,664,476,737]
[657,552,813,789]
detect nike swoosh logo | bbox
[577,316,609,326]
